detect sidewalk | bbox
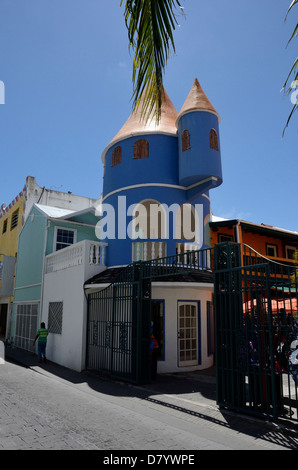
[4,345,298,442]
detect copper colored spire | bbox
[108,88,178,146]
[177,78,220,123]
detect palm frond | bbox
[286,21,298,45]
[121,0,183,123]
[283,0,298,135]
[286,0,298,19]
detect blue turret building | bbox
[100,78,222,268]
[87,78,223,374]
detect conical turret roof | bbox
[177,78,220,123]
[102,88,178,161]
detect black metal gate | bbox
[214,242,298,423]
[86,264,152,384]
[86,248,213,384]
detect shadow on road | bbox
[5,346,298,451]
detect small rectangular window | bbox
[210,129,219,151]
[55,228,76,251]
[2,219,8,234]
[133,139,149,159]
[11,210,19,230]
[285,246,297,260]
[182,129,191,152]
[266,244,278,258]
[112,146,122,166]
[48,301,63,334]
[218,234,233,243]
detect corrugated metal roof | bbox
[35,204,75,218]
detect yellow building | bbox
[0,188,26,256]
[0,185,26,340]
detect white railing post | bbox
[101,244,106,266]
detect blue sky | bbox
[0,0,297,231]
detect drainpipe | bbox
[40,219,50,326]
[235,220,240,243]
[235,220,243,265]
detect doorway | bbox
[151,300,164,360]
[178,302,199,366]
[0,304,8,338]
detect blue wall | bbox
[103,134,179,197]
[101,108,222,267]
[177,111,222,189]
[100,186,211,267]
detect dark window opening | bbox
[182,129,191,152]
[112,146,122,166]
[55,228,75,251]
[210,129,219,151]
[2,219,8,234]
[11,210,19,230]
[133,139,149,159]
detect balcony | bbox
[45,240,108,274]
[242,250,298,276]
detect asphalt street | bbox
[1,347,298,452]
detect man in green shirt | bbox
[33,322,48,363]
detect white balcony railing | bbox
[132,241,166,262]
[45,240,108,274]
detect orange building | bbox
[209,218,298,266]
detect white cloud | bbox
[220,207,252,222]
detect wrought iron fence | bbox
[86,263,152,384]
[86,248,214,384]
[214,242,298,424]
[86,241,298,424]
[87,281,139,382]
[14,303,38,352]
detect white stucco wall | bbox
[41,242,106,372]
[24,176,100,221]
[42,269,214,375]
[42,266,86,371]
[152,282,214,374]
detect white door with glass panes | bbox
[178,302,199,366]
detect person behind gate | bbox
[150,322,159,379]
[33,322,48,363]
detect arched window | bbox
[181,129,191,152]
[133,139,149,159]
[175,204,201,243]
[131,199,167,262]
[112,146,122,166]
[210,129,219,151]
[132,199,166,239]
